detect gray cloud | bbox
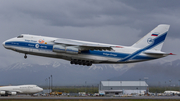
[6,0,178,38]
[14,0,136,27]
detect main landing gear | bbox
[70,59,92,66]
[24,54,27,59]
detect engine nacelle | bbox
[53,45,79,54]
[66,46,79,54]
[9,92,17,95]
[53,45,66,53]
[0,91,6,95]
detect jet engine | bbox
[0,91,5,95]
[53,45,80,54]
[8,92,17,95]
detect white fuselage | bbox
[0,85,43,94]
[164,91,180,94]
[3,34,165,65]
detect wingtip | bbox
[169,53,176,55]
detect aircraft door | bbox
[28,43,34,52]
[29,46,33,52]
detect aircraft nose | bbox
[39,88,43,92]
[2,41,6,47]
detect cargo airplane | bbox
[3,24,173,66]
[0,85,43,96]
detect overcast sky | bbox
[0,0,180,67]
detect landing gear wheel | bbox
[24,54,27,59]
[70,61,74,64]
[87,63,92,66]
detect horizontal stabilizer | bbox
[144,51,175,56]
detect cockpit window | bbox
[17,35,23,38]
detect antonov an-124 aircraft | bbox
[3,24,173,66]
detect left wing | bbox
[53,38,117,51]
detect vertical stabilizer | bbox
[132,24,170,51]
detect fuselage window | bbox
[17,35,23,38]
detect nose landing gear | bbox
[24,54,27,59]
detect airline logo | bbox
[147,38,154,44]
[38,39,44,44]
[35,44,39,48]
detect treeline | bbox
[51,86,98,93]
[149,87,180,93]
[44,86,180,93]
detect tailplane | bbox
[132,24,170,51]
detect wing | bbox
[53,38,116,51]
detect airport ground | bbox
[1,86,180,101]
[2,96,180,101]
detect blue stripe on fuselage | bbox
[5,41,53,50]
[81,50,129,59]
[5,41,156,61]
[81,50,155,60]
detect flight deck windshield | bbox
[17,35,23,38]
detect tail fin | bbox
[132,24,170,51]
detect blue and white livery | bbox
[3,24,173,66]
